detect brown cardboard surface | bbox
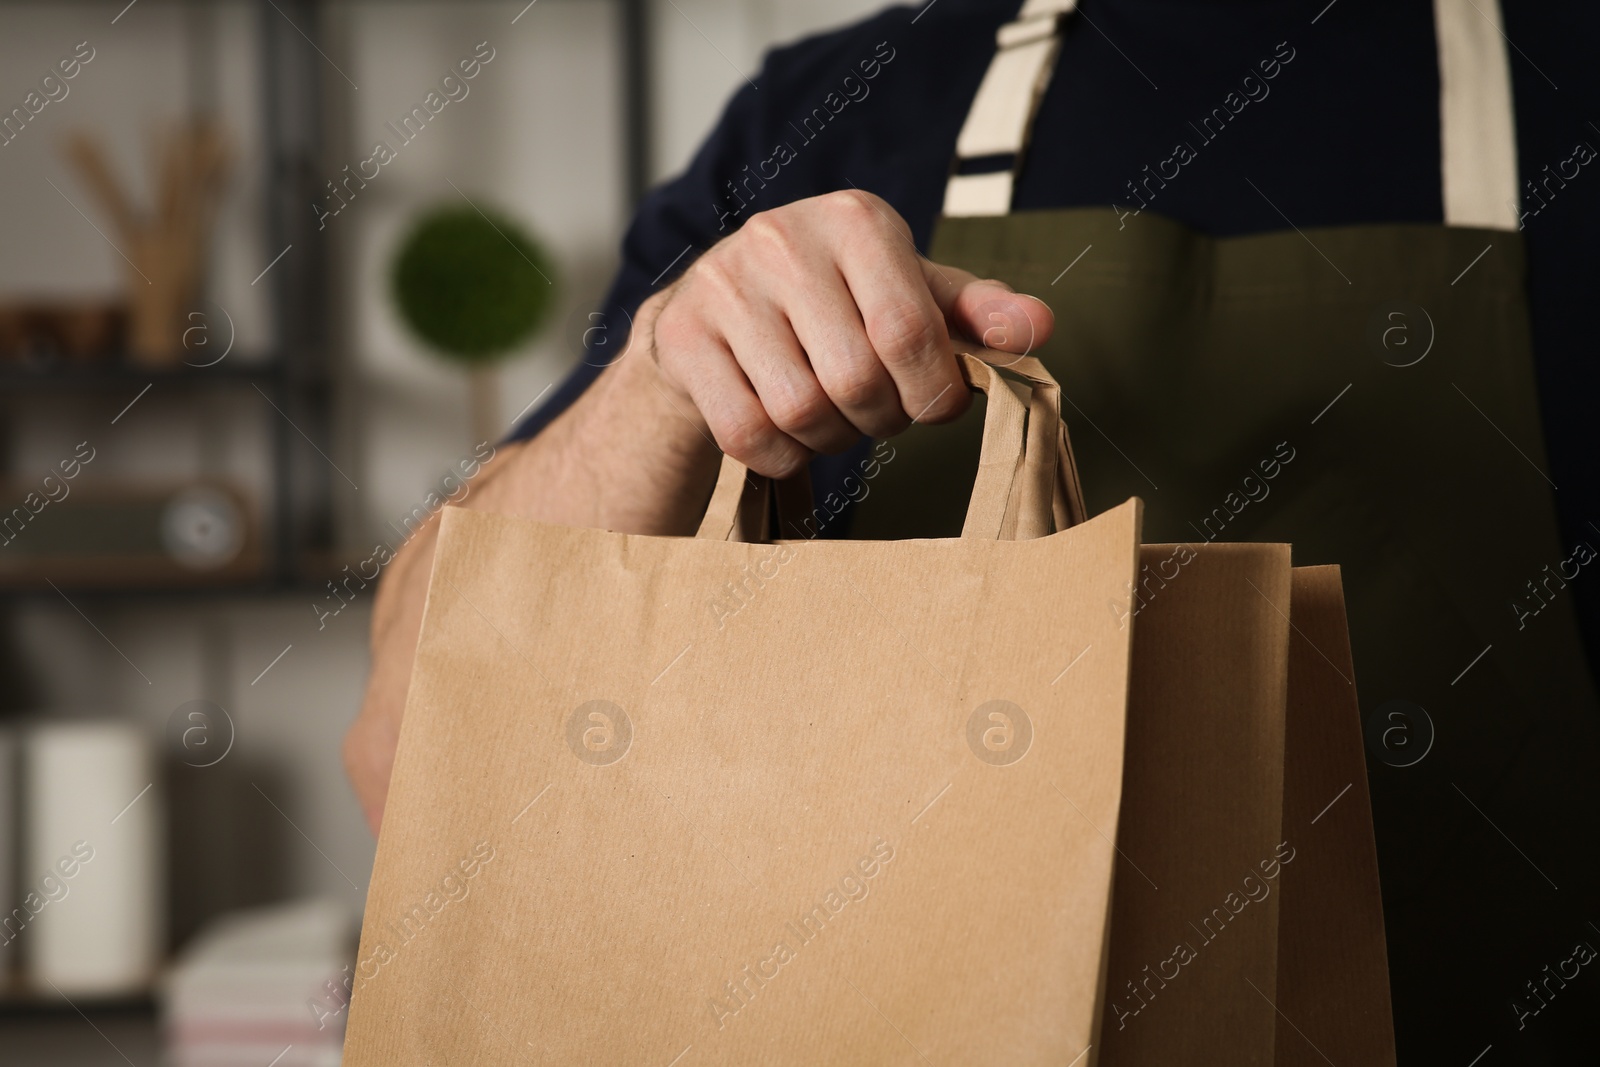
[344,496,1144,1065]
[1096,542,1294,1067]
[1275,566,1397,1065]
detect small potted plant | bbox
[391,203,557,444]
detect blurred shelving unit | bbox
[0,1,341,1046]
[0,0,654,600]
[0,361,279,390]
[0,0,336,598]
[0,2,654,1056]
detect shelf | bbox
[0,550,374,600]
[0,989,161,1067]
[0,358,283,392]
[0,1012,161,1067]
[0,977,155,1015]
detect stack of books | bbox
[164,898,354,1067]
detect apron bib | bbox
[848,0,1600,1057]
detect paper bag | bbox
[346,355,1145,1064]
[344,352,1393,1065]
[1274,566,1397,1065]
[1095,560,1395,1065]
[1095,540,1293,1065]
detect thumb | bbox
[920,260,1055,355]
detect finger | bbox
[725,301,863,455]
[669,334,812,478]
[830,206,969,425]
[786,266,909,440]
[922,263,1056,356]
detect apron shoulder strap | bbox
[943,0,1076,218]
[1434,0,1520,229]
[942,0,1521,231]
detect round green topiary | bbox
[391,204,557,364]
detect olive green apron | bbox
[848,0,1600,1057]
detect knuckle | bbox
[756,443,811,480]
[650,303,700,360]
[712,405,775,463]
[826,363,888,411]
[716,416,808,479]
[765,382,832,434]
[686,253,740,303]
[828,189,904,233]
[827,189,876,221]
[651,297,687,342]
[740,210,794,257]
[868,301,944,365]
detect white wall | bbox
[2,0,893,939]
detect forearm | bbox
[346,292,719,832]
[482,304,722,535]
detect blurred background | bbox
[0,1,882,1062]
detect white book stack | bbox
[164,898,355,1067]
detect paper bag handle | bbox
[696,349,1085,542]
[961,351,1088,537]
[957,352,1031,539]
[694,458,815,544]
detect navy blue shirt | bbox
[512,0,1598,650]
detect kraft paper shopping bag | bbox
[1274,566,1397,1066]
[345,351,1394,1066]
[346,354,1143,1065]
[1095,540,1294,1066]
[1096,560,1395,1065]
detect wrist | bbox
[556,291,722,533]
[626,289,698,407]
[604,289,716,459]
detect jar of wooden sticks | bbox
[64,122,230,368]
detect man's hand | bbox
[345,190,1053,834]
[649,189,1053,476]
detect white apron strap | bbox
[942,0,1077,218]
[1434,0,1519,230]
[942,0,1521,231]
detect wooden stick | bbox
[63,132,139,239]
